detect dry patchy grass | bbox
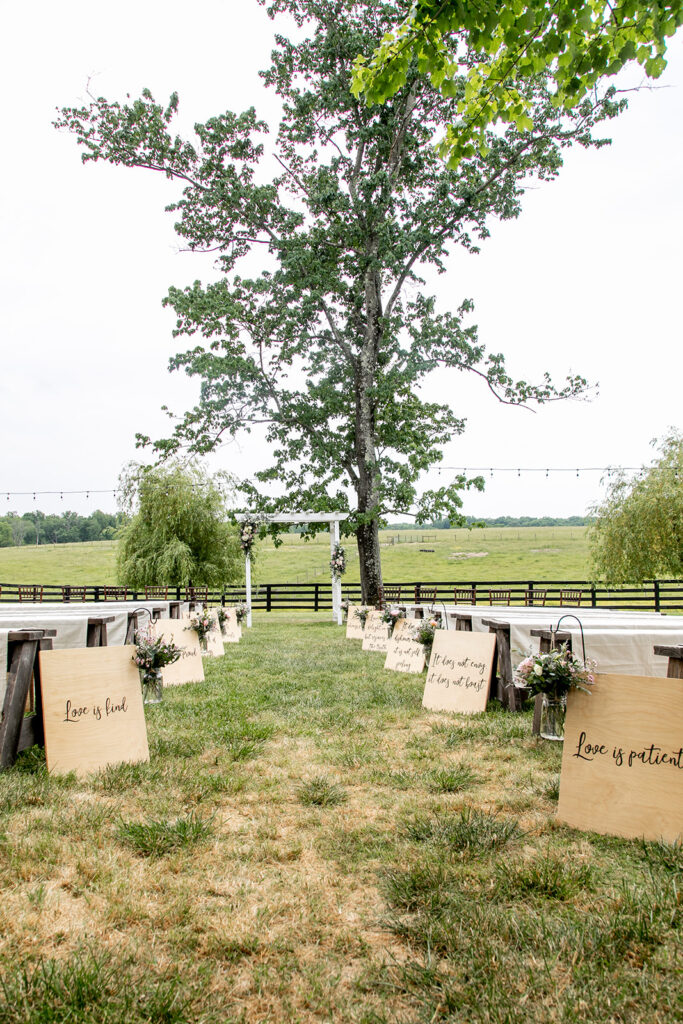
[0,615,679,1023]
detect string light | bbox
[440,465,642,475]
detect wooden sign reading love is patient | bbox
[557,674,683,843]
[422,631,496,713]
[362,611,391,653]
[346,606,372,640]
[39,645,149,777]
[385,618,426,674]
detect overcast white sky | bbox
[1,0,681,521]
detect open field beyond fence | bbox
[0,614,679,1023]
[0,526,591,586]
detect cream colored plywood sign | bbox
[204,611,225,657]
[385,618,426,674]
[39,645,149,778]
[219,607,242,643]
[422,631,496,713]
[346,606,372,639]
[150,619,205,686]
[557,674,683,843]
[362,610,391,653]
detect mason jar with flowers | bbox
[514,644,596,740]
[188,611,214,653]
[417,618,439,665]
[381,607,405,635]
[133,630,183,704]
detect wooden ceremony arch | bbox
[238,513,348,627]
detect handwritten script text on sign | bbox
[362,611,391,653]
[39,645,149,778]
[385,619,426,673]
[557,673,683,843]
[422,631,496,714]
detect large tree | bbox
[589,431,683,584]
[56,0,622,604]
[353,0,683,165]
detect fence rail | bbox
[0,579,681,612]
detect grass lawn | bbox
[0,527,592,586]
[0,615,679,1023]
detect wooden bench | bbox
[654,645,683,679]
[0,629,56,768]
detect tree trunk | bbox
[356,519,383,605]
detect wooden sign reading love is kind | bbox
[557,673,683,843]
[39,645,149,777]
[385,618,426,674]
[422,631,496,713]
[362,611,391,653]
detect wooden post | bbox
[654,580,661,613]
[245,552,252,628]
[330,520,342,624]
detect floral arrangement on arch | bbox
[381,607,405,634]
[330,544,346,579]
[514,644,596,700]
[240,520,259,555]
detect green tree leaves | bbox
[352,0,683,164]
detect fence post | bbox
[527,581,534,605]
[591,585,597,608]
[266,584,272,613]
[176,585,181,601]
[654,580,661,613]
[415,583,421,604]
[314,584,319,612]
[94,586,100,602]
[64,585,71,603]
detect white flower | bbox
[533,664,543,676]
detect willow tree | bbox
[116,463,242,589]
[56,0,622,604]
[589,432,683,584]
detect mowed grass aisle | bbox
[0,617,680,1023]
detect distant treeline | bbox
[389,516,593,529]
[0,511,124,547]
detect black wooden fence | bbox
[0,579,681,612]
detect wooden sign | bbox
[557,674,683,843]
[150,619,205,686]
[205,611,225,658]
[362,610,391,653]
[422,631,496,713]
[346,606,372,640]
[385,618,426,674]
[39,645,149,777]
[218,607,242,643]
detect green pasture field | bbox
[0,615,679,1023]
[0,526,591,586]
